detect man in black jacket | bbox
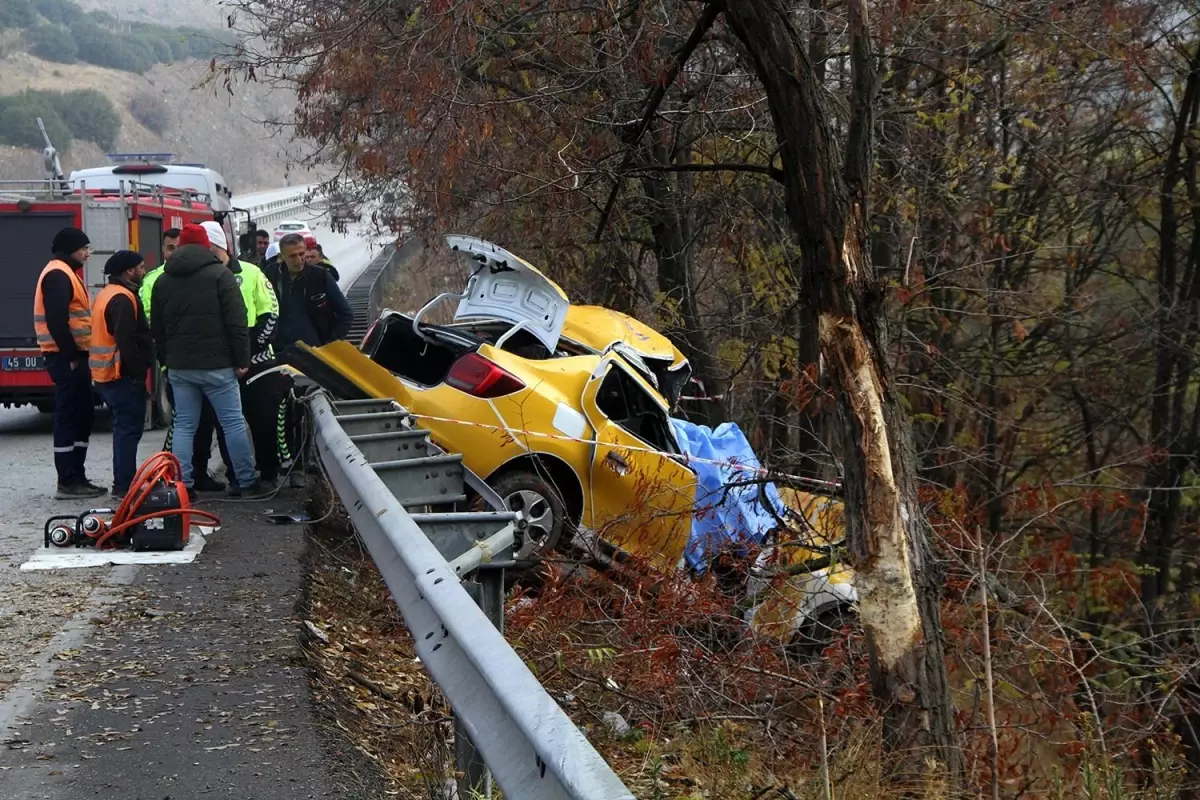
[266,233,352,347]
[151,224,265,497]
[35,227,105,498]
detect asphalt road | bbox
[0,209,383,798]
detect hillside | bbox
[75,0,224,27]
[0,0,316,193]
[0,51,318,193]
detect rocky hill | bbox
[0,0,317,193]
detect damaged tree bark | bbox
[719,0,961,787]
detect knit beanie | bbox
[177,224,210,249]
[200,220,228,253]
[303,235,319,250]
[104,250,145,275]
[51,227,90,255]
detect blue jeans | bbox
[168,368,257,489]
[45,352,95,486]
[96,378,146,493]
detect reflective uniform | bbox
[139,264,164,323]
[33,259,95,489]
[88,284,137,382]
[33,260,91,353]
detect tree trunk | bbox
[720,0,961,788]
[632,122,727,425]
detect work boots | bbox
[56,482,106,500]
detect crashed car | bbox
[286,235,856,644]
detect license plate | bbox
[2,355,45,371]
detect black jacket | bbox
[151,244,250,371]
[264,262,353,347]
[40,252,87,361]
[102,276,152,382]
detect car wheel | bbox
[485,470,568,560]
[34,400,54,414]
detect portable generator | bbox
[43,452,220,552]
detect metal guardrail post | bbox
[308,393,636,800]
[455,569,505,798]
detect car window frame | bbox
[593,360,680,456]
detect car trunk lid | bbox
[446,235,569,354]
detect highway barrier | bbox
[301,243,637,799]
[306,393,636,800]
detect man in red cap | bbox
[150,223,265,497]
[303,236,339,282]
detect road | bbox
[0,206,381,745]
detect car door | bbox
[579,356,697,572]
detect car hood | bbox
[562,305,686,366]
[447,235,569,353]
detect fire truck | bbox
[0,122,238,425]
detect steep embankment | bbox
[0,51,316,193]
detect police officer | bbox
[89,251,150,499]
[199,221,288,487]
[34,227,105,499]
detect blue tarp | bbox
[669,418,787,573]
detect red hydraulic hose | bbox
[90,452,222,549]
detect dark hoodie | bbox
[150,243,250,371]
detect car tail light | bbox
[446,353,526,398]
[361,319,380,351]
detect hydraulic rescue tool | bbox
[44,452,221,551]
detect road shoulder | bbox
[0,500,382,800]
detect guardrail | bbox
[237,188,328,229]
[306,393,636,799]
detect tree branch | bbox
[592,1,722,241]
[624,162,784,181]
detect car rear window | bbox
[280,223,305,230]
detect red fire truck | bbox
[0,177,228,424]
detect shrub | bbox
[27,23,76,63]
[128,90,168,135]
[70,23,149,73]
[56,88,119,149]
[0,96,71,150]
[0,0,36,28]
[32,0,76,25]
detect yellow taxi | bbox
[286,235,856,644]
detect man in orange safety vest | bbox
[33,227,103,499]
[89,251,150,499]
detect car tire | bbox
[482,470,569,560]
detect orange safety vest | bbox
[89,284,137,383]
[33,260,91,354]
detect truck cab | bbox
[0,178,222,417]
[70,154,233,213]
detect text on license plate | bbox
[1,356,45,371]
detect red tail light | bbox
[446,353,526,398]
